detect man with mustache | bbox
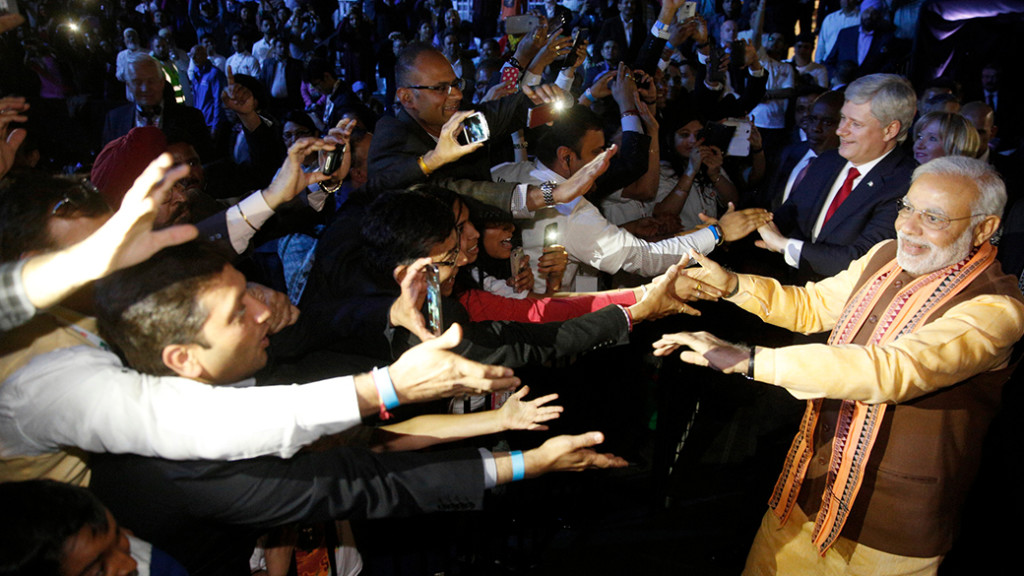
[654,156,1024,574]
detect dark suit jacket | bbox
[258,56,304,112]
[89,446,485,576]
[773,146,915,280]
[365,93,534,208]
[101,101,213,160]
[596,15,648,65]
[755,140,812,210]
[824,26,907,81]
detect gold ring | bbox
[696,282,702,292]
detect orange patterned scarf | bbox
[768,242,997,555]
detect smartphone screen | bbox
[543,223,558,248]
[426,264,443,336]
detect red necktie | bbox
[823,166,860,225]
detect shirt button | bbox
[893,280,903,288]
[868,314,878,323]
[818,456,828,466]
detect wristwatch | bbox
[541,181,556,208]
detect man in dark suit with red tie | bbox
[755,74,918,282]
[756,90,844,210]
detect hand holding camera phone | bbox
[456,112,490,146]
[425,264,443,337]
[319,143,346,176]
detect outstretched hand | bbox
[652,331,751,375]
[546,143,617,207]
[521,432,629,479]
[499,386,562,431]
[389,323,520,403]
[90,153,199,276]
[701,203,772,242]
[678,249,738,296]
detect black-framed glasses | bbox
[405,78,466,95]
[51,180,104,218]
[896,198,985,231]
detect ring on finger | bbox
[696,282,702,292]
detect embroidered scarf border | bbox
[767,242,996,555]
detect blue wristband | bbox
[509,450,526,481]
[372,367,400,410]
[709,223,723,245]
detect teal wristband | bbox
[509,450,526,481]
[583,89,597,104]
[372,366,400,410]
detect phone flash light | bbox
[67,22,80,32]
[553,100,566,111]
[546,229,558,243]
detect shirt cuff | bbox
[2,260,36,328]
[294,376,364,432]
[521,70,542,87]
[510,183,534,219]
[651,21,671,40]
[688,227,718,258]
[479,448,497,488]
[621,115,644,134]
[226,191,275,254]
[784,239,803,269]
[306,184,328,212]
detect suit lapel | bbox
[816,149,900,238]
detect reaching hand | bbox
[246,283,300,334]
[88,153,199,277]
[588,70,616,100]
[0,96,29,180]
[609,62,638,111]
[388,323,520,402]
[630,264,705,319]
[678,249,738,296]
[262,137,334,209]
[529,28,572,72]
[220,66,257,116]
[389,257,433,342]
[521,432,629,479]
[481,80,516,103]
[550,144,617,204]
[499,386,562,431]
[522,83,566,107]
[702,203,772,242]
[755,221,788,253]
[652,331,751,375]
[423,110,486,171]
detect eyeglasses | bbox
[896,198,985,231]
[51,180,104,217]
[405,78,466,95]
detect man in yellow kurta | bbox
[654,155,1024,575]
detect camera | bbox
[457,112,490,145]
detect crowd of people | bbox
[1,0,1023,575]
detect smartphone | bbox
[677,1,697,21]
[706,43,727,85]
[457,112,490,145]
[510,246,527,275]
[504,14,540,36]
[319,143,346,176]
[720,118,752,156]
[559,27,587,70]
[543,223,558,249]
[633,71,652,90]
[527,100,566,128]
[697,121,736,151]
[425,264,443,337]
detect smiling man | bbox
[757,73,918,281]
[654,156,1024,575]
